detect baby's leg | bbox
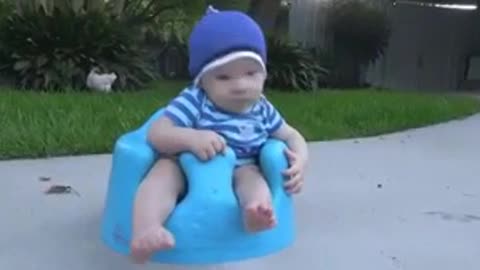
[234,164,276,233]
[130,157,185,264]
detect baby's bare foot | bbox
[130,226,174,264]
[243,202,277,233]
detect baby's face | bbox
[200,57,266,113]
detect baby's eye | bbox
[246,71,257,76]
[216,74,230,80]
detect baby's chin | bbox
[232,94,261,103]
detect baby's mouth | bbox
[231,89,247,95]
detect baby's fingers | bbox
[288,181,303,194]
[199,146,216,161]
[284,177,298,189]
[196,150,209,161]
[284,171,304,193]
[284,177,303,194]
[283,164,300,177]
[212,139,225,154]
[284,148,298,162]
[214,135,227,154]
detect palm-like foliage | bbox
[266,36,329,91]
[0,0,205,90]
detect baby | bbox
[130,6,309,264]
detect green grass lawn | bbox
[1,80,480,160]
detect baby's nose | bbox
[232,77,251,90]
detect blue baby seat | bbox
[100,108,296,265]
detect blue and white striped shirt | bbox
[163,86,284,161]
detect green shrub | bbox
[266,36,329,91]
[0,1,158,91]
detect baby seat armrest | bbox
[259,139,289,197]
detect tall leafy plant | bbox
[266,36,329,91]
[328,0,391,87]
[0,1,146,90]
[0,0,204,91]
[331,0,391,65]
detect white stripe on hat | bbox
[193,51,266,86]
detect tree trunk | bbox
[248,0,282,33]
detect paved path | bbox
[1,114,479,270]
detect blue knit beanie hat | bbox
[188,6,267,85]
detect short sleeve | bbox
[163,87,203,127]
[262,97,285,134]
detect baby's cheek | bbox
[209,79,224,90]
[224,77,250,90]
[246,75,265,89]
[255,72,267,85]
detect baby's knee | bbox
[234,164,263,180]
[154,156,181,171]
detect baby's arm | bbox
[271,122,309,164]
[267,109,308,194]
[262,98,308,163]
[147,88,201,155]
[147,116,198,155]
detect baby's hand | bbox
[282,148,306,194]
[189,130,226,161]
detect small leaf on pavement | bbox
[44,185,80,196]
[39,176,51,182]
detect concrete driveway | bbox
[1,114,479,270]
